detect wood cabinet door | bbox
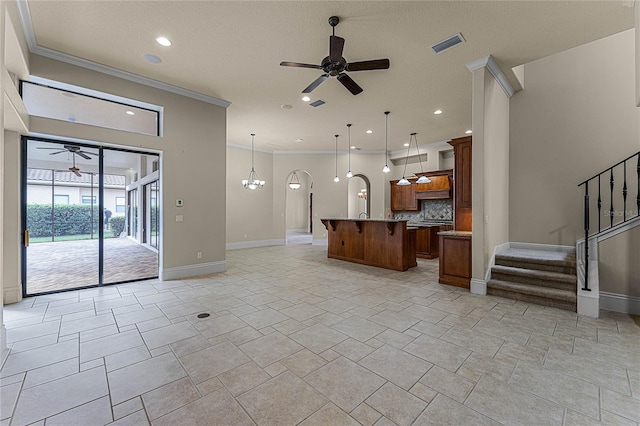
[403,183,418,210]
[456,141,472,209]
[390,182,403,211]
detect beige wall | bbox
[598,225,640,297]
[1,0,7,356]
[226,145,275,244]
[470,67,510,280]
[510,29,639,246]
[8,55,227,290]
[285,171,310,231]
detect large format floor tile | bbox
[2,245,639,426]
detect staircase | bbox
[487,248,577,311]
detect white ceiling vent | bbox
[431,33,465,54]
[309,99,326,107]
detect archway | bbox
[284,170,313,245]
[348,174,371,219]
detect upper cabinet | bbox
[390,180,417,211]
[448,136,472,231]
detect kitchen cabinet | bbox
[415,224,452,259]
[448,136,472,231]
[438,231,472,288]
[390,180,417,211]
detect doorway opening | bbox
[348,174,371,219]
[285,170,313,245]
[22,137,160,296]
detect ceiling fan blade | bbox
[75,151,92,160]
[346,59,390,72]
[337,73,363,95]
[48,150,67,155]
[280,61,323,69]
[37,147,66,150]
[329,35,345,62]
[302,74,329,93]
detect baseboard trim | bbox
[287,229,309,234]
[312,239,328,246]
[485,242,510,282]
[161,261,226,281]
[470,279,487,295]
[600,291,640,316]
[225,239,285,250]
[509,242,575,253]
[0,324,8,370]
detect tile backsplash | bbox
[394,199,453,222]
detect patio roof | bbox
[27,168,126,186]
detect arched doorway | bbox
[348,174,371,219]
[285,170,313,245]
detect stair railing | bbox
[578,150,640,291]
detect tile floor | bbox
[1,245,639,426]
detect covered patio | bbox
[26,237,158,294]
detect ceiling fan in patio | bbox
[280,16,390,95]
[36,144,98,177]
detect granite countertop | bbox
[407,221,453,228]
[321,218,407,223]
[438,230,472,237]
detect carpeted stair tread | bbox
[491,265,576,284]
[496,249,576,267]
[487,279,577,303]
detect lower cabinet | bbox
[438,232,472,288]
[415,225,452,259]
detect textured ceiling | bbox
[25,1,634,152]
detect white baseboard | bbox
[509,242,575,253]
[161,261,226,281]
[600,292,640,316]
[470,279,487,295]
[287,229,309,234]
[0,324,7,369]
[312,239,328,246]
[225,239,286,250]
[3,288,22,305]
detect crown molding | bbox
[17,0,231,109]
[466,55,515,98]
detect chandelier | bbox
[241,133,265,190]
[288,171,302,190]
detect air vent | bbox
[309,99,326,107]
[431,33,465,54]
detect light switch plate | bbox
[176,215,184,222]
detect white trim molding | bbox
[226,239,285,250]
[161,261,226,281]
[509,242,575,253]
[600,292,640,316]
[466,55,515,98]
[470,279,487,295]
[312,239,328,246]
[16,1,231,109]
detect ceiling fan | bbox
[36,144,98,177]
[280,16,390,95]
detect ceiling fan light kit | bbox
[280,16,390,96]
[36,144,98,177]
[242,133,265,190]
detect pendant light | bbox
[397,135,412,186]
[413,133,432,184]
[346,124,353,178]
[382,111,391,173]
[288,171,301,190]
[333,134,340,183]
[241,133,265,190]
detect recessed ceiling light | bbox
[366,130,373,134]
[142,54,162,64]
[465,130,472,134]
[350,146,356,149]
[403,143,410,147]
[281,104,293,110]
[301,96,311,102]
[294,138,303,143]
[434,109,443,115]
[126,111,135,116]
[155,36,172,47]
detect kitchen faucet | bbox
[359,212,369,219]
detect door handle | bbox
[24,230,29,247]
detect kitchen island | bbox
[321,218,417,271]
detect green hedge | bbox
[110,216,126,236]
[27,204,101,238]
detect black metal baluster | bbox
[610,169,614,228]
[583,181,590,291]
[623,161,627,222]
[597,174,601,233]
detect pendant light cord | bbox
[250,133,255,171]
[412,133,425,173]
[347,124,352,171]
[384,111,390,164]
[335,134,339,176]
[402,137,411,178]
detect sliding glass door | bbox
[23,138,160,296]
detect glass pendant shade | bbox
[242,133,265,190]
[346,171,353,178]
[382,164,390,173]
[288,171,302,190]
[416,175,431,184]
[333,176,340,183]
[397,177,411,186]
